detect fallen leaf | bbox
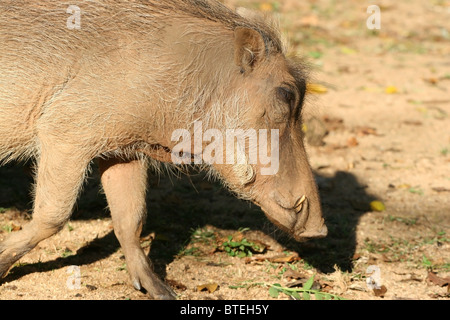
[259,3,273,12]
[378,4,396,11]
[285,279,306,288]
[423,77,439,85]
[339,20,358,29]
[432,187,450,192]
[320,281,335,293]
[370,200,386,212]
[337,65,353,73]
[271,254,298,263]
[403,120,423,126]
[166,279,187,291]
[422,99,450,105]
[347,137,359,147]
[286,276,321,290]
[348,283,366,291]
[283,269,308,280]
[340,46,357,55]
[11,223,22,232]
[354,126,378,136]
[270,253,301,263]
[352,253,361,260]
[244,253,300,264]
[307,83,328,94]
[399,273,423,282]
[385,86,398,94]
[373,285,387,297]
[196,283,219,293]
[427,272,450,287]
[429,291,450,299]
[4,285,18,291]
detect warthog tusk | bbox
[293,195,307,212]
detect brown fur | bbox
[0,0,326,299]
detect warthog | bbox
[0,0,327,299]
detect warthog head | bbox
[163,8,327,241]
[209,25,327,241]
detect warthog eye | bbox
[276,87,296,111]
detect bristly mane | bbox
[148,0,285,55]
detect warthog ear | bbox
[234,27,265,73]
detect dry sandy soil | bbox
[0,0,449,300]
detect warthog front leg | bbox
[99,158,175,300]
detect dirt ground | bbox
[0,0,449,300]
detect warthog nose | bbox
[298,224,328,239]
[318,224,328,237]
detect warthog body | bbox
[0,0,327,299]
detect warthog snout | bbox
[291,195,328,240]
[292,197,328,241]
[258,189,327,242]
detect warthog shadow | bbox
[0,162,376,285]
